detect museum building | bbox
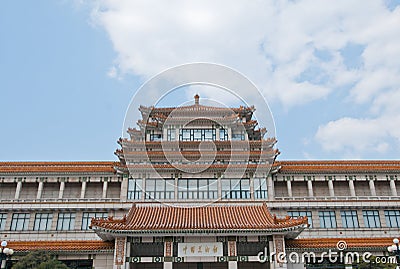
[0,95,399,269]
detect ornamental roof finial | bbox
[194,94,200,105]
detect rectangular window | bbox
[81,212,108,230]
[167,128,176,141]
[363,210,381,228]
[221,179,250,199]
[145,179,175,200]
[34,213,53,231]
[178,179,218,199]
[10,213,30,231]
[232,132,245,141]
[254,178,267,199]
[179,129,216,141]
[0,213,7,230]
[149,130,162,141]
[385,210,400,228]
[219,128,228,141]
[128,178,142,200]
[57,213,76,231]
[288,211,312,228]
[319,211,336,228]
[341,210,359,228]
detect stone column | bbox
[80,181,87,199]
[250,177,254,200]
[369,180,376,196]
[286,180,292,197]
[164,241,173,269]
[36,181,44,200]
[102,180,108,199]
[390,180,398,196]
[307,180,314,197]
[228,240,237,269]
[120,175,128,201]
[272,235,287,269]
[328,180,335,197]
[15,181,22,200]
[58,181,65,199]
[267,176,274,201]
[216,127,220,140]
[348,180,356,197]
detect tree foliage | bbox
[11,250,68,269]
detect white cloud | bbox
[88,0,400,158]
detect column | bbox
[164,241,173,269]
[348,180,356,197]
[267,176,274,201]
[36,181,44,199]
[80,181,87,199]
[249,177,254,199]
[390,180,398,196]
[114,237,127,269]
[272,235,287,269]
[286,180,292,197]
[14,181,22,200]
[369,180,376,196]
[120,176,128,201]
[58,181,65,199]
[307,180,314,197]
[216,127,220,140]
[228,240,237,269]
[102,180,108,199]
[328,180,335,197]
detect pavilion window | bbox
[221,179,250,199]
[362,210,381,228]
[179,129,216,141]
[254,178,268,199]
[384,210,400,228]
[340,210,359,228]
[57,212,76,231]
[167,128,176,141]
[220,128,228,140]
[149,130,162,141]
[128,178,143,200]
[34,213,53,231]
[10,213,30,231]
[288,211,312,228]
[0,213,7,230]
[318,211,336,228]
[81,212,108,230]
[178,179,218,199]
[145,179,175,200]
[232,132,245,141]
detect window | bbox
[167,128,176,141]
[219,129,228,141]
[149,130,162,141]
[179,129,216,141]
[221,179,250,199]
[0,213,7,230]
[57,213,76,231]
[319,211,336,228]
[81,212,108,230]
[178,179,218,199]
[10,213,30,231]
[232,132,245,141]
[128,178,142,200]
[363,210,381,228]
[385,210,400,228]
[145,179,175,199]
[341,210,359,228]
[288,211,312,228]
[254,178,267,199]
[34,213,53,231]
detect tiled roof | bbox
[0,161,117,173]
[7,240,114,252]
[91,203,308,232]
[286,238,393,249]
[276,160,400,173]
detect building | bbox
[0,96,399,269]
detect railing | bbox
[274,195,400,201]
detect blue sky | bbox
[1,0,400,161]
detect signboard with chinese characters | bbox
[178,242,223,257]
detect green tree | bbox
[12,250,68,269]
